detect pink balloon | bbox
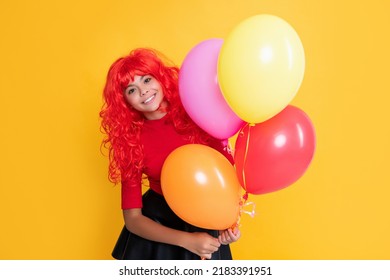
[179,39,245,140]
[234,105,316,194]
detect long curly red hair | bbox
[100,48,212,184]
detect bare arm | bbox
[123,208,221,259]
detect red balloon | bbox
[234,105,316,194]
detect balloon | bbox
[234,105,315,194]
[218,14,305,124]
[179,39,245,140]
[161,144,241,229]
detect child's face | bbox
[124,74,166,119]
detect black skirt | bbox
[112,189,232,260]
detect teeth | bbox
[144,94,155,104]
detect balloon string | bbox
[231,191,256,231]
[202,195,256,261]
[226,141,234,155]
[241,200,256,218]
[202,124,255,261]
[231,123,256,232]
[241,123,254,191]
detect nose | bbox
[141,88,149,96]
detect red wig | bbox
[100,48,212,183]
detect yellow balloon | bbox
[218,14,305,124]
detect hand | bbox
[182,232,221,259]
[218,227,241,245]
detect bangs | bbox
[117,59,159,92]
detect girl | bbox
[100,48,240,260]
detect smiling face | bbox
[124,74,167,120]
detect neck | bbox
[143,100,168,120]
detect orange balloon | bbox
[161,144,241,230]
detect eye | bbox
[144,77,152,83]
[127,87,137,95]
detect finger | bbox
[218,235,227,245]
[221,229,239,244]
[222,230,230,239]
[227,228,236,239]
[219,233,230,245]
[227,228,240,241]
[201,253,212,260]
[210,238,221,248]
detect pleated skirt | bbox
[112,189,232,260]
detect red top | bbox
[121,115,233,209]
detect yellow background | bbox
[1,0,389,259]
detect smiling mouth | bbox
[143,94,156,104]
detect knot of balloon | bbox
[223,141,234,155]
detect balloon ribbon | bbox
[201,124,256,260]
[233,123,257,228]
[241,123,255,191]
